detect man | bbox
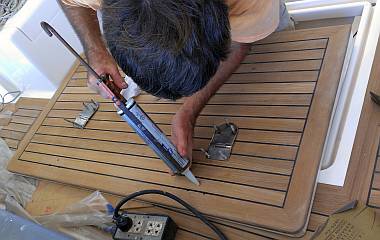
[59,0,292,169]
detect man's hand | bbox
[87,50,127,99]
[171,108,196,164]
[170,42,250,171]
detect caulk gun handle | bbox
[98,74,127,104]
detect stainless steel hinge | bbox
[201,121,238,161]
[65,100,99,129]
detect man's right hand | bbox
[87,50,128,99]
[58,2,127,99]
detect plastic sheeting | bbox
[0,138,36,207]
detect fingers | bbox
[171,123,185,157]
[176,131,188,158]
[87,76,111,99]
[168,169,175,176]
[175,126,193,167]
[109,68,128,89]
[87,66,128,100]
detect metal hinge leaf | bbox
[202,121,238,161]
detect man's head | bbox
[102,0,230,100]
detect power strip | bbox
[113,213,178,240]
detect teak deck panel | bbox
[0,98,48,151]
[8,26,350,236]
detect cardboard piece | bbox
[313,201,380,240]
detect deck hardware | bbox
[202,121,239,161]
[64,100,99,129]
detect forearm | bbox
[58,1,107,60]
[181,42,251,120]
[59,1,126,91]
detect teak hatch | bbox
[8,25,351,236]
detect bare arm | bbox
[58,1,126,94]
[59,3,104,58]
[183,42,250,119]
[171,42,251,159]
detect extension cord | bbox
[113,213,177,240]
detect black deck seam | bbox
[252,37,328,46]
[48,109,309,120]
[0,128,28,133]
[249,48,326,55]
[3,122,32,126]
[16,107,44,111]
[241,58,324,64]
[55,101,312,107]
[35,128,301,147]
[42,117,305,133]
[30,137,294,162]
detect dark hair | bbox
[102,0,230,100]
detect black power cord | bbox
[113,190,228,240]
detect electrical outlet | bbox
[113,213,177,240]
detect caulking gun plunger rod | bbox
[41,21,200,186]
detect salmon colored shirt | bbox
[62,0,279,43]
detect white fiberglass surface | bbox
[319,3,380,186]
[289,2,378,186]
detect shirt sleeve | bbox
[61,0,101,10]
[226,0,280,43]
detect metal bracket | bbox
[65,100,99,129]
[202,121,238,161]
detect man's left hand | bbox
[171,108,196,167]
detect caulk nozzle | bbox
[183,169,200,186]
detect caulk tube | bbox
[117,103,184,173]
[97,80,182,173]
[117,99,199,185]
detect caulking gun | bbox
[41,22,200,186]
